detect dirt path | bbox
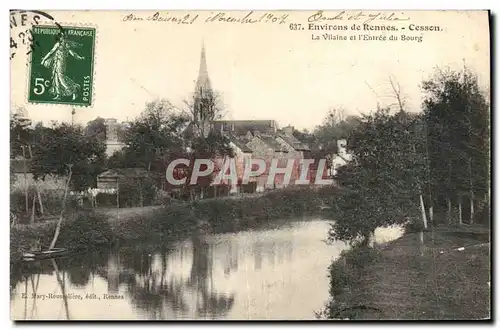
[96,205,165,221]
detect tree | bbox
[292,128,317,149]
[329,107,426,245]
[119,99,188,172]
[31,123,107,191]
[314,108,361,153]
[422,66,489,225]
[84,117,107,142]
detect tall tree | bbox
[329,107,426,245]
[422,67,489,224]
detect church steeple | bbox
[195,42,212,98]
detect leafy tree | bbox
[31,123,106,191]
[329,108,426,245]
[118,99,188,172]
[84,117,107,142]
[314,108,361,153]
[422,67,489,224]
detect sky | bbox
[10,10,490,130]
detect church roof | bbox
[213,120,278,136]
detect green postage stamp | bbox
[28,25,95,106]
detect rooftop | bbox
[226,134,253,153]
[98,168,149,178]
[213,120,278,136]
[257,134,288,152]
[277,133,310,151]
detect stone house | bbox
[246,134,289,191]
[330,139,352,176]
[274,125,311,186]
[104,118,126,157]
[212,134,256,194]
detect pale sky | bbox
[10,10,490,130]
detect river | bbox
[10,218,403,320]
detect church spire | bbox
[195,41,212,98]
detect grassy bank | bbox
[11,186,339,263]
[320,224,490,320]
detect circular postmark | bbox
[10,10,65,62]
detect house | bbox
[104,118,126,157]
[246,134,289,191]
[330,139,352,176]
[10,157,66,190]
[97,168,150,189]
[274,125,311,186]
[307,149,332,185]
[211,134,256,194]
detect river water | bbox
[10,219,403,320]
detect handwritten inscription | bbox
[123,11,289,25]
[307,10,410,24]
[123,12,198,24]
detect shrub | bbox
[58,212,115,250]
[323,245,381,319]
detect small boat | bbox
[22,248,68,262]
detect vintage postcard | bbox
[9,10,491,320]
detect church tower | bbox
[195,42,212,99]
[193,42,214,137]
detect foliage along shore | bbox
[10,185,340,264]
[318,223,490,320]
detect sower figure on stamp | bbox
[40,32,85,101]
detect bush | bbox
[323,245,381,319]
[58,212,115,250]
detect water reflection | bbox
[10,220,401,320]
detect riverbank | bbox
[10,186,340,263]
[321,224,490,320]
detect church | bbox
[190,44,330,193]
